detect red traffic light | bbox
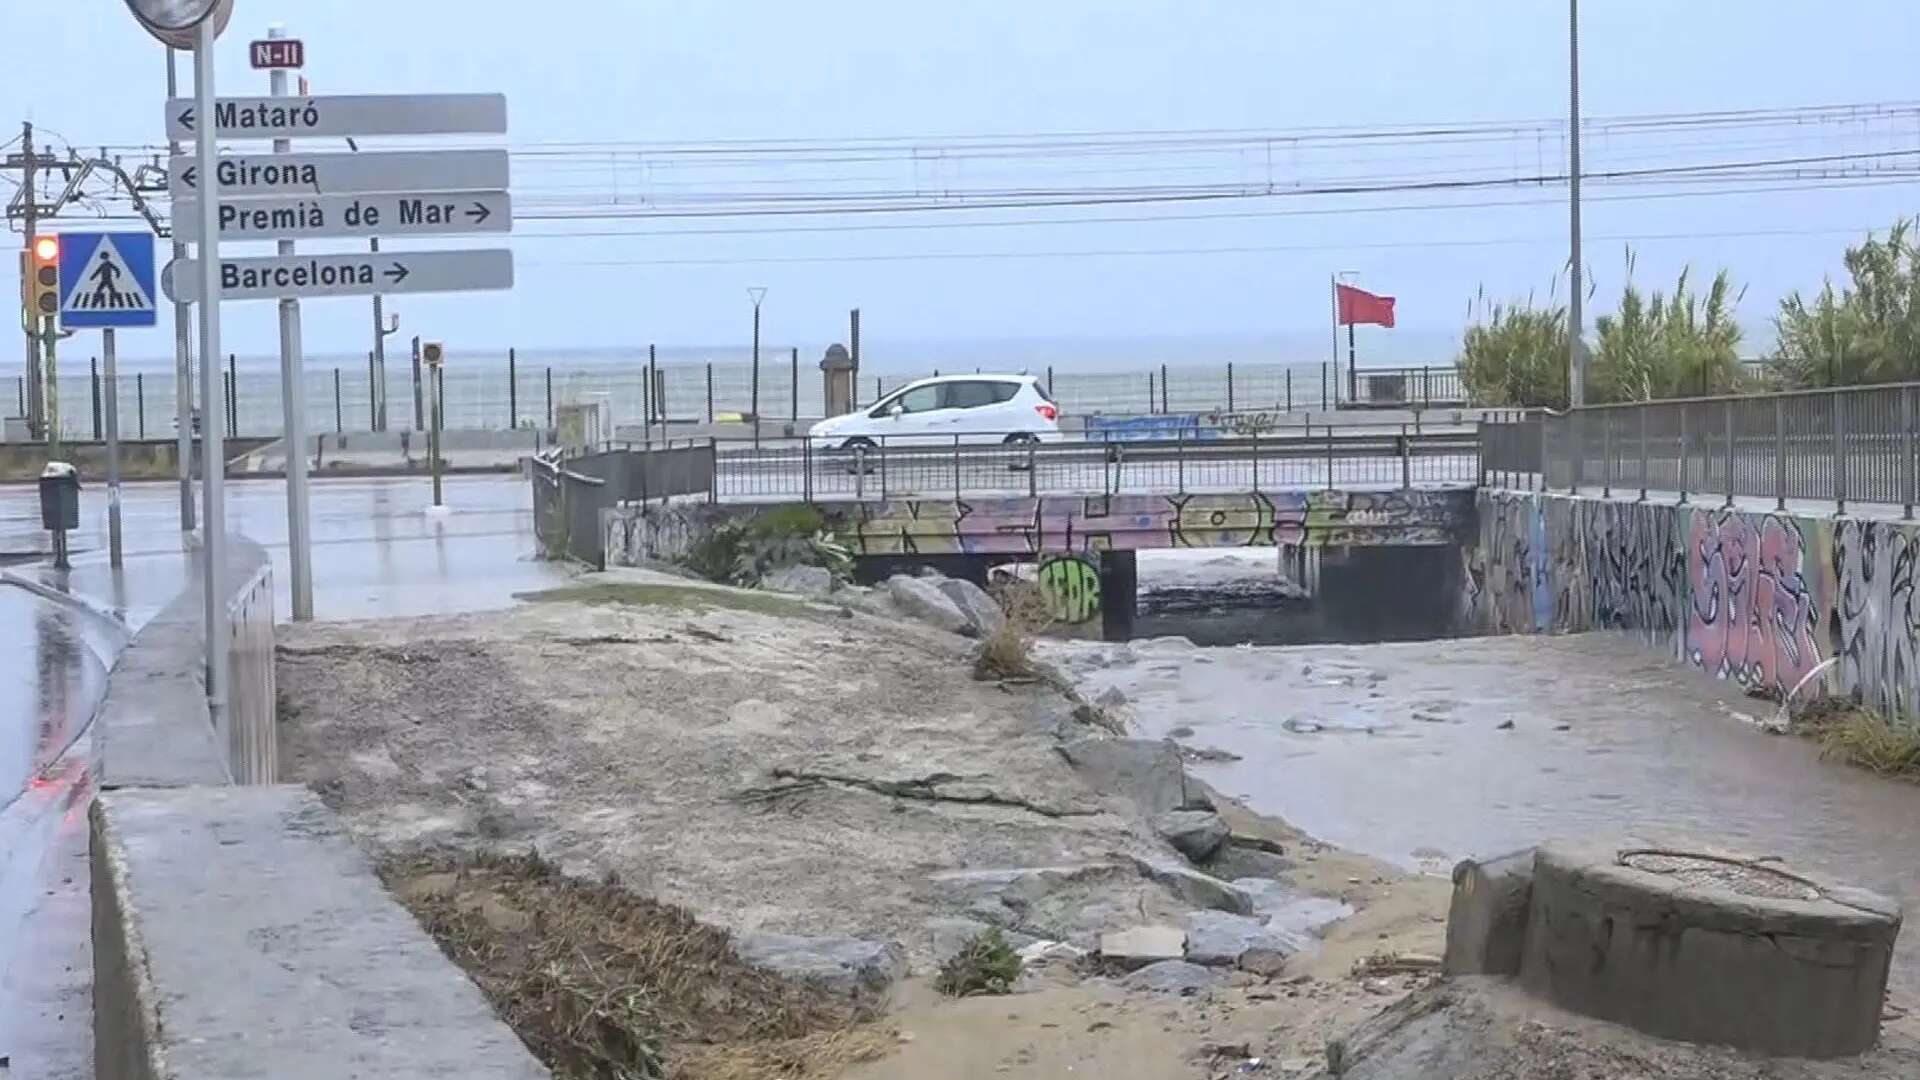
[32,236,59,263]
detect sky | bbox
[4,0,1919,366]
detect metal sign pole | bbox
[267,24,313,620]
[166,48,196,533]
[194,17,230,738]
[103,328,123,568]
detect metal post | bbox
[1601,412,1611,498]
[1904,386,1916,520]
[508,347,518,429]
[1046,365,1054,398]
[1325,424,1335,490]
[227,355,238,434]
[1723,400,1736,509]
[430,365,444,508]
[334,368,343,433]
[267,25,313,619]
[1161,363,1170,414]
[1226,362,1235,413]
[790,346,799,423]
[849,308,862,409]
[166,52,196,531]
[1286,369,1293,412]
[802,435,813,503]
[369,237,392,432]
[1401,422,1412,490]
[1027,438,1038,498]
[1677,407,1689,504]
[748,287,766,444]
[1147,371,1156,414]
[1538,412,1549,491]
[136,373,145,440]
[1775,397,1788,512]
[1638,406,1649,501]
[1833,390,1848,515]
[953,434,962,502]
[1567,0,1587,408]
[410,335,424,430]
[1176,428,1186,493]
[705,362,715,424]
[91,358,102,441]
[102,330,123,568]
[191,20,230,747]
[1320,363,1328,413]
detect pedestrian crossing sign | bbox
[59,232,158,329]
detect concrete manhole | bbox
[1615,849,1821,902]
[1514,842,1902,1059]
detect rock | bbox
[934,577,1006,638]
[1185,910,1298,967]
[1099,925,1187,969]
[1234,880,1353,947]
[1495,719,1515,731]
[1238,947,1291,977]
[1057,737,1208,816]
[1096,686,1130,708]
[1122,959,1216,995]
[924,917,992,962]
[763,564,834,598]
[733,932,907,995]
[886,575,972,633]
[1153,809,1230,862]
[1128,856,1252,914]
[1206,844,1296,881]
[1442,848,1535,977]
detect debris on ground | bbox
[934,929,1023,998]
[382,851,888,1080]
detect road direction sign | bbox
[165,93,508,140]
[173,190,512,241]
[249,38,304,69]
[168,148,510,198]
[164,249,514,303]
[59,232,159,329]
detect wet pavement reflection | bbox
[0,473,568,1075]
[1048,632,1920,997]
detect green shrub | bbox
[934,929,1022,997]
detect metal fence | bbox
[1483,384,1920,514]
[7,356,1470,442]
[222,553,277,786]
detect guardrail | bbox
[1346,365,1468,410]
[223,556,277,786]
[1480,384,1920,516]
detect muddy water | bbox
[1044,632,1920,995]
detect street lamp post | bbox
[748,286,767,447]
[1568,0,1587,408]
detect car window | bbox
[892,385,943,414]
[941,381,1010,409]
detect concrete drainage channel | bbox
[1444,841,1902,1060]
[86,539,550,1080]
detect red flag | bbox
[1336,283,1397,328]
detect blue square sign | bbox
[58,232,158,329]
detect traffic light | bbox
[24,235,60,322]
[422,341,445,367]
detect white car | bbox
[809,374,1064,449]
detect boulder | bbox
[1057,737,1208,816]
[1206,844,1295,881]
[1153,809,1230,863]
[1235,879,1353,947]
[934,577,1006,638]
[924,917,992,963]
[1099,925,1187,970]
[1184,910,1297,968]
[762,564,834,598]
[733,932,907,995]
[886,575,971,634]
[1442,848,1536,977]
[1122,959,1216,995]
[1128,856,1252,915]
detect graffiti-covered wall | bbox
[1466,490,1920,721]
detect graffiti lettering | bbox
[1036,556,1102,624]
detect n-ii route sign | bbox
[168,149,509,198]
[172,190,512,241]
[59,233,158,329]
[164,249,514,303]
[165,93,508,140]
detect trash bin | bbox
[39,462,80,531]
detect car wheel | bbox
[1004,433,1038,471]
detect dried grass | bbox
[1812,706,1920,778]
[933,929,1022,997]
[382,852,884,1080]
[973,581,1058,682]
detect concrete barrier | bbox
[91,787,549,1080]
[95,537,275,789]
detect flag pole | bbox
[1348,321,1358,404]
[1328,275,1340,408]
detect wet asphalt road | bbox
[0,472,569,1077]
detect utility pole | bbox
[1567,0,1586,408]
[18,122,46,439]
[166,49,196,531]
[370,237,399,431]
[748,286,767,446]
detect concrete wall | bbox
[0,437,276,484]
[603,489,1475,567]
[1466,489,1920,720]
